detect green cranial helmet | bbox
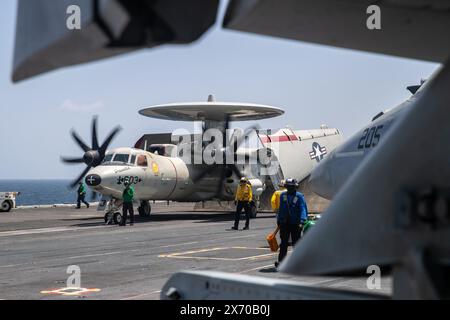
[303,220,316,233]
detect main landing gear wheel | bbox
[0,201,12,212]
[138,200,151,217]
[113,212,123,225]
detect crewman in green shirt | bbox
[121,181,135,226]
[76,182,89,209]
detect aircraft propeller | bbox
[193,116,260,198]
[61,116,122,188]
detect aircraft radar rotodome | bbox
[138,95,284,122]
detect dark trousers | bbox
[234,201,250,228]
[77,194,89,208]
[122,202,134,225]
[278,224,301,263]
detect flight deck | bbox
[0,203,391,300]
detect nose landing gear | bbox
[103,198,124,225]
[103,199,151,224]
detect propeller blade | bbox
[230,164,243,179]
[90,191,99,201]
[219,115,231,165]
[235,124,261,149]
[223,115,230,147]
[99,126,122,155]
[92,116,99,150]
[61,156,85,164]
[233,136,239,154]
[192,164,218,183]
[215,165,227,198]
[71,129,90,152]
[69,165,92,189]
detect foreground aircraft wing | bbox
[223,0,450,62]
[12,0,219,82]
[13,0,449,82]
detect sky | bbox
[0,0,439,179]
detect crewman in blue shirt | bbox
[275,178,308,268]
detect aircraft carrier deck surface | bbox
[0,203,391,299]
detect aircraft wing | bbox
[13,0,449,82]
[223,0,450,62]
[12,0,219,82]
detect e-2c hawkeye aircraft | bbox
[62,96,342,224]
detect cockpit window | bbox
[102,153,136,165]
[103,154,113,163]
[149,146,165,155]
[113,154,130,163]
[137,155,148,167]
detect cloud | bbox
[60,99,104,113]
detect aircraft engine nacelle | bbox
[143,155,191,200]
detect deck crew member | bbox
[121,181,135,226]
[232,177,252,230]
[76,182,89,209]
[275,178,308,268]
[270,180,286,213]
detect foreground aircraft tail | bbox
[282,61,450,299]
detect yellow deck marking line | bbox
[156,253,276,261]
[0,242,202,269]
[235,250,294,274]
[0,233,260,269]
[160,246,268,256]
[63,242,198,260]
[244,253,277,261]
[159,247,225,257]
[159,246,277,261]
[159,246,266,257]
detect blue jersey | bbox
[277,191,308,225]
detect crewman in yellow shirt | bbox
[271,180,286,213]
[232,177,253,230]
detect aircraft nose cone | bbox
[85,174,101,186]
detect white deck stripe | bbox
[0,225,108,237]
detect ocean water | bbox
[0,180,79,206]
